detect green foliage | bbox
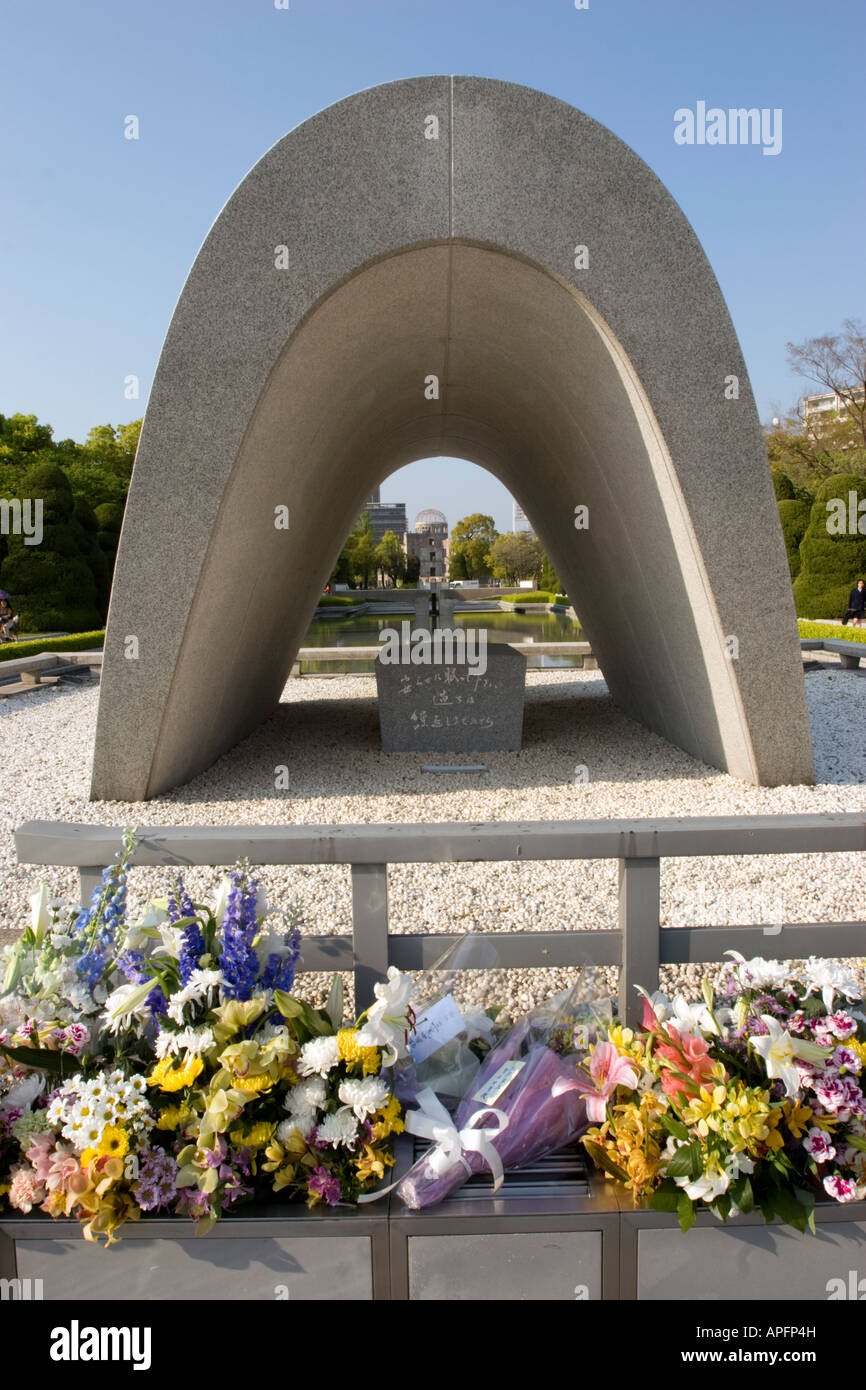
[317,594,360,607]
[374,528,405,586]
[343,511,377,588]
[778,498,811,579]
[798,619,866,643]
[403,553,421,585]
[0,462,103,631]
[0,631,105,663]
[486,531,542,586]
[0,413,55,463]
[538,549,561,594]
[792,474,866,617]
[500,590,567,606]
[771,467,795,501]
[449,513,498,580]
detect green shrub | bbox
[0,462,103,631]
[0,630,105,663]
[798,620,866,644]
[778,498,811,580]
[792,474,866,619]
[317,594,360,606]
[500,591,569,606]
[771,467,795,501]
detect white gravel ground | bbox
[1,664,863,1016]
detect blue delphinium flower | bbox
[261,923,302,994]
[219,867,261,1001]
[73,855,130,988]
[168,877,206,986]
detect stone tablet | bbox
[376,644,524,753]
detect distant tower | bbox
[366,486,381,506]
[513,499,531,533]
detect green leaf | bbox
[582,1138,629,1184]
[647,1187,680,1213]
[273,990,304,1020]
[677,1192,696,1233]
[730,1175,754,1214]
[847,1134,866,1153]
[714,1193,732,1222]
[665,1141,702,1180]
[659,1113,690,1143]
[0,1041,75,1077]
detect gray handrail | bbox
[14,815,866,1023]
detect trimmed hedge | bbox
[501,591,570,606]
[0,462,104,631]
[317,595,361,607]
[792,474,866,619]
[798,620,866,644]
[0,630,105,663]
[778,498,811,580]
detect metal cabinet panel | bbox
[13,1235,373,1301]
[408,1230,602,1301]
[634,1221,866,1301]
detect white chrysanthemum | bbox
[297,1036,341,1078]
[285,1077,327,1112]
[166,969,225,1024]
[338,1075,389,1120]
[103,980,154,1035]
[156,1025,216,1058]
[277,1117,312,1145]
[315,1107,359,1149]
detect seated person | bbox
[0,593,19,642]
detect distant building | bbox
[406,508,449,583]
[802,389,865,433]
[512,499,532,533]
[360,489,407,546]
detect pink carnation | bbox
[823,1173,860,1202]
[826,1012,856,1040]
[8,1165,46,1213]
[25,1130,56,1182]
[802,1128,836,1163]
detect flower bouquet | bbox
[393,934,506,1112]
[395,981,607,1210]
[0,835,409,1241]
[559,953,866,1233]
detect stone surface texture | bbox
[376,643,525,752]
[92,77,813,799]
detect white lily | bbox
[801,958,862,1013]
[103,979,156,1033]
[356,967,415,1063]
[667,993,719,1037]
[751,1015,829,1097]
[28,884,52,944]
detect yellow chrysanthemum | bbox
[230,1073,273,1093]
[337,1028,381,1075]
[155,1103,192,1132]
[147,1056,204,1092]
[229,1120,277,1150]
[369,1092,404,1142]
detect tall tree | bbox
[346,511,377,588]
[375,529,405,587]
[449,512,498,579]
[485,532,543,586]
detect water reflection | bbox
[300,609,585,671]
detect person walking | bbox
[844,578,865,628]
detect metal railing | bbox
[14,815,865,1024]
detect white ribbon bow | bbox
[358,1085,510,1202]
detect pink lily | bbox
[552,1040,639,1123]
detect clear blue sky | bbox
[2,0,863,533]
